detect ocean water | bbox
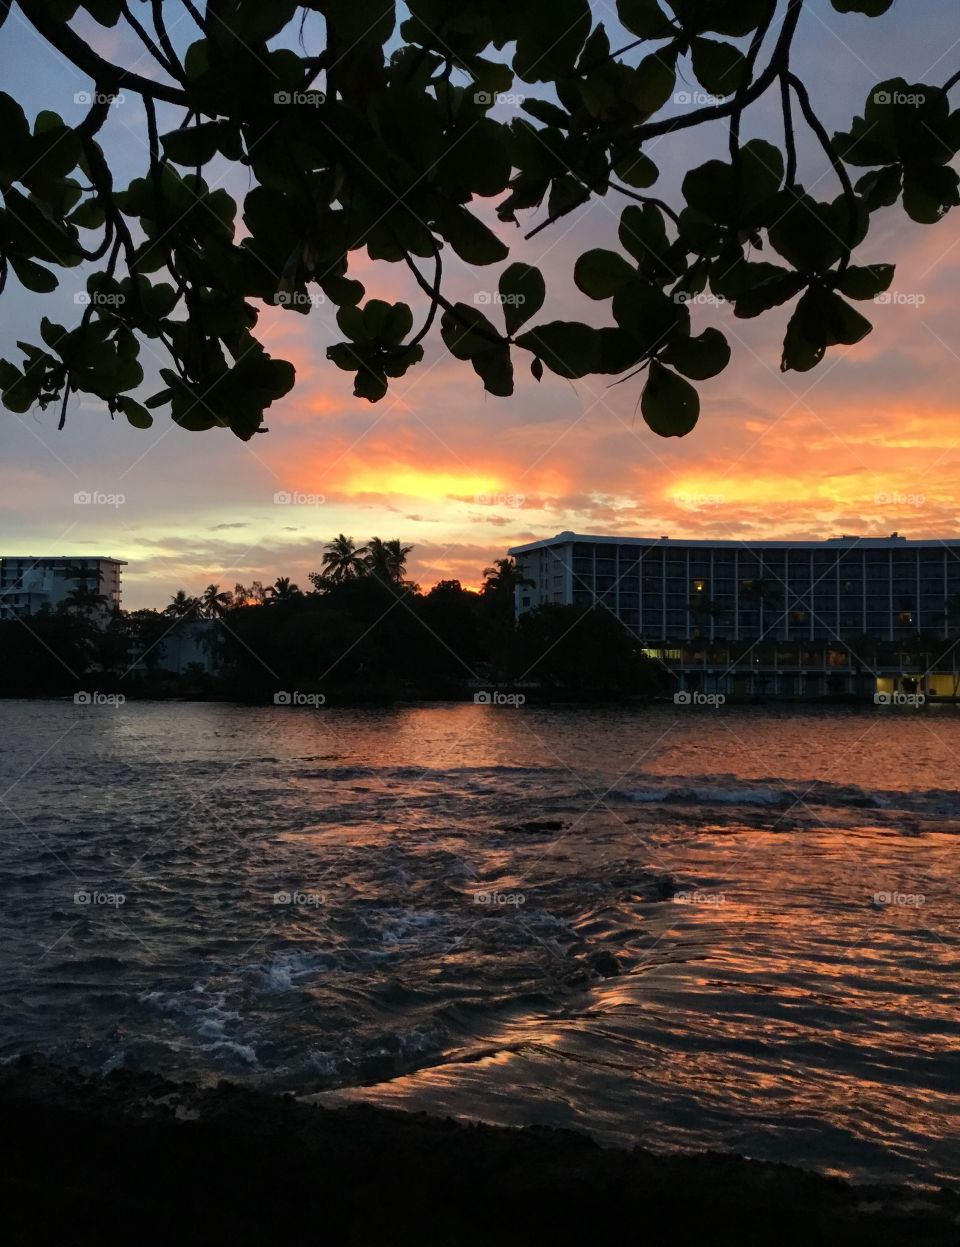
[1,699,958,1188]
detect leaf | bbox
[855,165,902,211]
[161,121,232,167]
[629,47,679,115]
[613,151,659,189]
[836,264,894,299]
[8,254,58,292]
[498,263,545,334]
[829,0,893,12]
[515,321,601,378]
[574,249,636,300]
[618,203,668,263]
[781,288,873,372]
[612,281,686,353]
[440,304,502,360]
[434,203,509,265]
[641,361,699,436]
[471,344,514,396]
[661,328,731,380]
[617,0,673,39]
[514,0,591,81]
[354,363,388,403]
[737,139,785,219]
[68,198,106,230]
[690,38,747,98]
[902,163,960,224]
[118,396,153,429]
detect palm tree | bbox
[165,589,199,619]
[482,557,532,597]
[199,584,232,619]
[265,576,302,603]
[365,536,391,581]
[384,538,413,583]
[62,583,108,617]
[320,534,368,583]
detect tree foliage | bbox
[0,0,957,439]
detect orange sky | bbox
[1,3,958,608]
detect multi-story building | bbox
[508,533,960,698]
[0,556,125,623]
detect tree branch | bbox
[787,72,858,272]
[120,2,183,82]
[16,0,189,106]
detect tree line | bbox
[0,536,667,700]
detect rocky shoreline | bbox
[2,1058,957,1244]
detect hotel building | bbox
[0,556,125,623]
[508,533,960,698]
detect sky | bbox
[1,1,959,609]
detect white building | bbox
[0,556,125,622]
[508,533,960,698]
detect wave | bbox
[619,775,960,818]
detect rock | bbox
[501,819,565,834]
[589,951,621,978]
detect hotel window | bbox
[898,611,914,625]
[691,579,706,594]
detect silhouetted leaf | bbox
[499,263,545,334]
[662,328,730,379]
[641,361,699,436]
[574,249,636,300]
[515,321,601,378]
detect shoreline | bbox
[1,689,950,707]
[3,1059,957,1244]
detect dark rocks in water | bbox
[2,1060,957,1246]
[501,819,566,834]
[653,874,680,899]
[589,951,622,978]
